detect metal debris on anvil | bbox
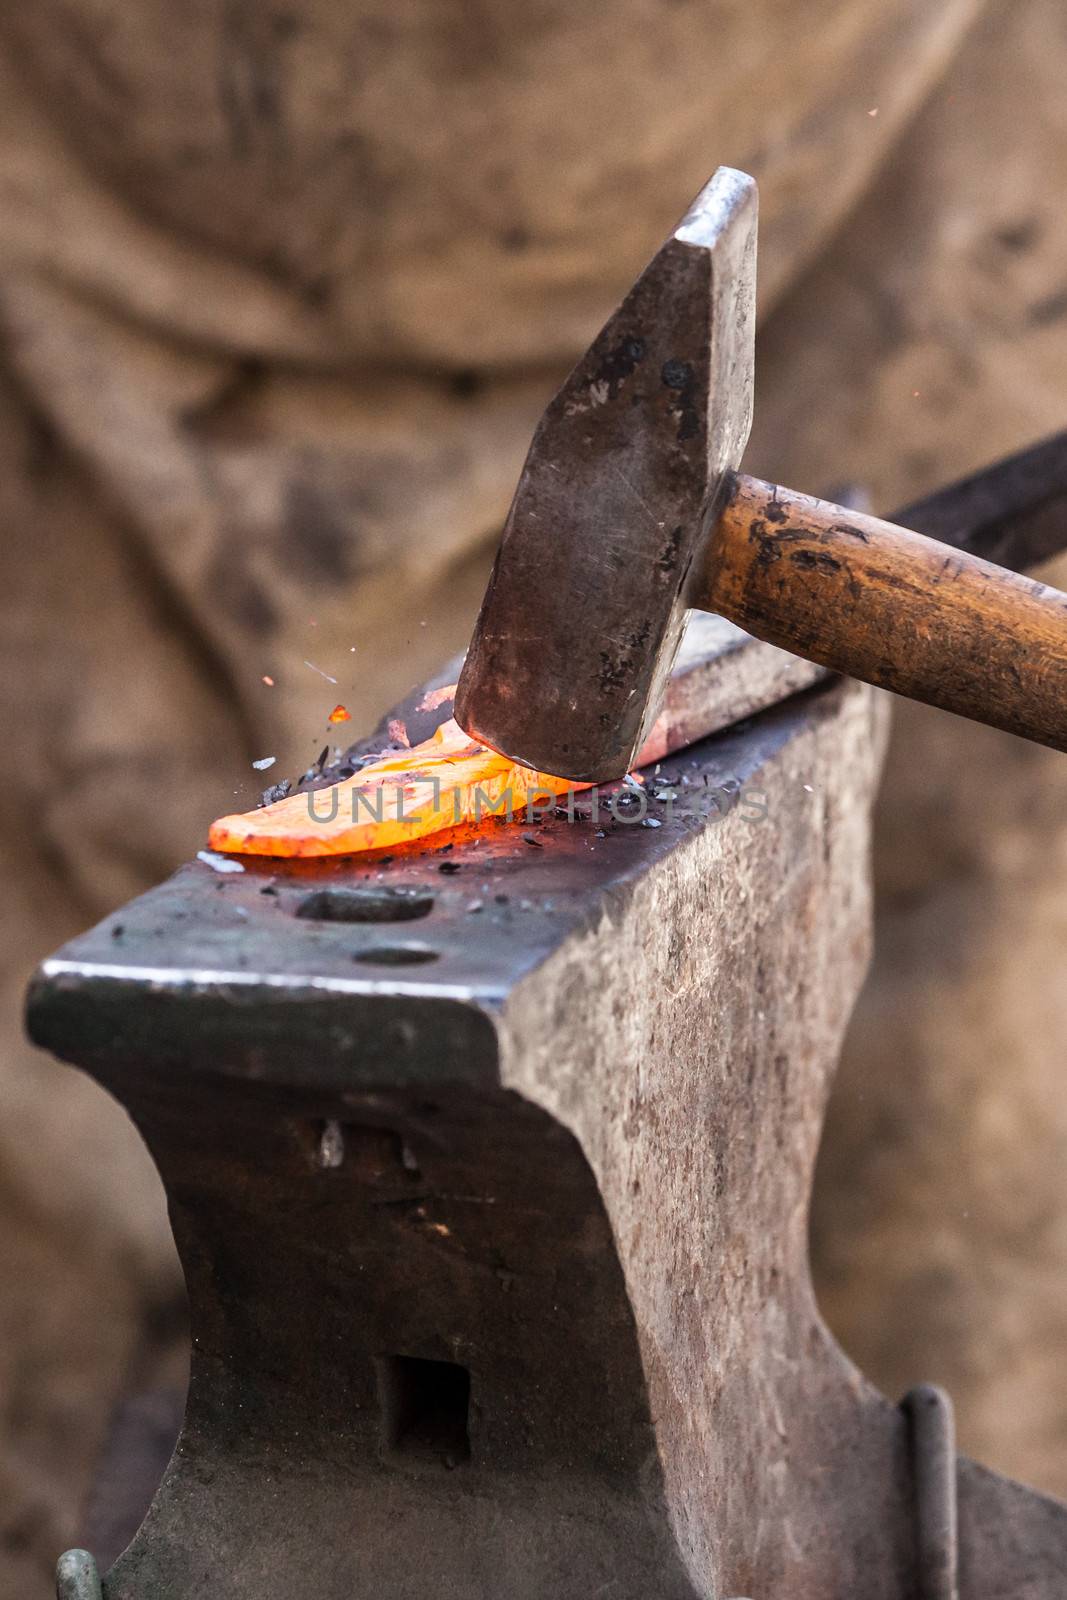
[260,779,292,807]
[195,849,245,875]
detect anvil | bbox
[28,433,1067,1600]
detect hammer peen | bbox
[456,167,1067,783]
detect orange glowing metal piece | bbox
[208,706,591,858]
[328,704,351,723]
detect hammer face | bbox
[456,167,757,782]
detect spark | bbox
[304,660,338,684]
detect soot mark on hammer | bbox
[789,549,842,574]
[661,359,699,442]
[593,335,647,398]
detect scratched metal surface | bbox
[455,168,759,782]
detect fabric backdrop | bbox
[2,1,1066,1591]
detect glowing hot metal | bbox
[208,700,591,858]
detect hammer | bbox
[456,167,1067,783]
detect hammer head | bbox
[455,167,758,783]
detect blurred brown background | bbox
[2,0,1066,1593]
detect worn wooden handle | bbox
[704,472,1067,751]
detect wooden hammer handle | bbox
[705,473,1067,751]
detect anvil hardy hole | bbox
[376,1356,471,1468]
[352,944,439,966]
[308,1120,423,1183]
[295,886,434,922]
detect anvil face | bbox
[456,167,757,784]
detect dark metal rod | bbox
[897,427,1067,572]
[902,1384,959,1600]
